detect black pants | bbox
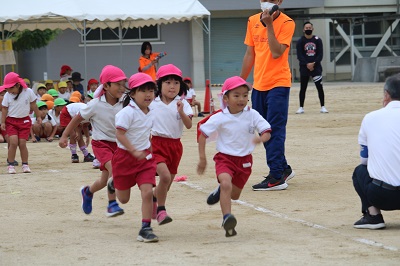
[352,164,400,213]
[299,75,324,107]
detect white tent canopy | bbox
[0,0,210,31]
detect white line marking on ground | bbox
[178,181,398,252]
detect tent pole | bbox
[1,23,5,82]
[119,20,123,67]
[208,15,211,84]
[83,20,87,95]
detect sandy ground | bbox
[1,82,400,265]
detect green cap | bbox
[54,98,68,106]
[47,89,59,97]
[36,101,47,108]
[88,92,94,98]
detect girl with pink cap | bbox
[150,64,193,225]
[59,65,127,218]
[1,72,42,174]
[108,72,158,242]
[197,76,272,237]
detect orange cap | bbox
[69,96,81,103]
[46,101,54,110]
[40,94,54,102]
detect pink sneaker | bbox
[156,210,172,225]
[8,165,16,174]
[22,164,31,173]
[152,201,157,220]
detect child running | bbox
[150,64,193,225]
[59,65,126,217]
[108,72,158,242]
[197,76,272,237]
[1,72,42,174]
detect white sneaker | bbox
[320,106,329,113]
[296,107,304,114]
[22,164,31,173]
[8,165,16,174]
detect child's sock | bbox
[22,162,28,165]
[85,187,93,196]
[79,146,89,157]
[69,144,77,154]
[108,200,116,205]
[157,206,166,214]
[142,219,151,228]
[223,213,231,220]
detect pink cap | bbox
[128,73,155,89]
[0,72,28,90]
[221,76,251,95]
[99,65,127,84]
[156,64,182,80]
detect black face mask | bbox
[305,30,313,36]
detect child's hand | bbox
[252,135,262,144]
[131,150,147,160]
[46,136,53,142]
[59,136,68,148]
[36,117,42,125]
[1,123,5,131]
[177,100,184,113]
[197,158,207,175]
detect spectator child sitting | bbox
[183,77,204,117]
[87,79,99,93]
[45,80,54,91]
[57,81,71,100]
[30,101,57,142]
[33,83,47,101]
[47,89,59,100]
[49,98,68,138]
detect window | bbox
[83,25,159,43]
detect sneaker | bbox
[106,201,124,217]
[7,159,19,166]
[198,112,205,117]
[222,214,237,237]
[80,186,93,214]
[8,165,16,174]
[296,107,304,114]
[84,153,95,162]
[92,158,101,169]
[152,201,158,220]
[107,177,115,194]
[320,106,329,113]
[156,210,173,225]
[283,165,295,182]
[22,164,31,173]
[252,175,288,191]
[207,186,220,205]
[137,227,159,243]
[354,212,386,229]
[71,154,79,163]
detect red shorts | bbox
[187,99,193,105]
[92,140,117,171]
[112,147,156,190]
[151,136,182,174]
[214,152,253,189]
[60,106,72,127]
[6,116,32,140]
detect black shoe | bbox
[84,153,95,162]
[222,214,237,237]
[283,165,295,182]
[7,159,18,166]
[137,227,159,243]
[107,177,115,194]
[252,175,288,191]
[207,186,220,205]
[354,212,386,229]
[198,112,205,117]
[71,154,79,163]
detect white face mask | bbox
[260,2,276,12]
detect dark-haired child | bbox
[150,64,193,225]
[30,101,57,142]
[1,72,42,174]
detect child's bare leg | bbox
[7,135,18,162]
[116,189,131,204]
[18,139,28,163]
[32,124,42,138]
[218,173,233,215]
[43,122,52,138]
[89,161,116,201]
[154,163,171,206]
[140,183,154,220]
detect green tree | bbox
[11,29,61,52]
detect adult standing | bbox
[295,22,328,114]
[240,0,295,191]
[138,42,166,81]
[352,74,400,230]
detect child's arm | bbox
[30,101,42,125]
[1,106,8,131]
[197,133,207,175]
[30,125,37,143]
[116,128,147,160]
[253,131,271,144]
[58,115,84,148]
[82,123,90,147]
[177,101,192,129]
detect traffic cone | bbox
[203,79,212,114]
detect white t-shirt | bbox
[200,106,271,157]
[66,103,87,118]
[31,113,56,126]
[185,88,196,100]
[358,100,400,186]
[2,88,37,118]
[78,95,123,142]
[115,100,153,151]
[150,95,193,139]
[48,109,60,126]
[58,92,71,101]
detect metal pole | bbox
[119,20,123,67]
[350,19,355,81]
[1,23,5,83]
[208,15,211,84]
[83,20,87,96]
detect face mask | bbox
[305,30,313,36]
[260,2,276,12]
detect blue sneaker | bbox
[106,201,124,217]
[80,186,93,214]
[207,186,220,205]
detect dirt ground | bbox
[1,82,400,265]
